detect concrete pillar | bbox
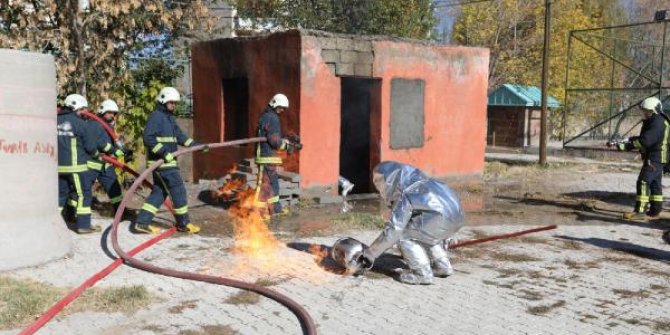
[0,49,71,271]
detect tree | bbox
[0,0,215,100]
[452,0,628,138]
[232,0,438,39]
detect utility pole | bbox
[539,0,551,165]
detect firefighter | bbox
[617,97,669,220]
[134,87,203,234]
[57,94,101,234]
[87,99,127,216]
[254,93,300,217]
[335,161,465,285]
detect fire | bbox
[308,244,328,264]
[219,177,282,274]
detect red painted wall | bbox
[191,30,489,188]
[191,31,302,180]
[372,41,489,177]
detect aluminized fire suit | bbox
[361,161,465,284]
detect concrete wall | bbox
[191,31,302,180]
[0,49,71,270]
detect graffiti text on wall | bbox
[0,139,55,158]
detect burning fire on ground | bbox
[212,172,341,279]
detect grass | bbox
[223,277,289,305]
[168,300,198,314]
[332,212,385,230]
[653,319,670,333]
[526,300,566,315]
[0,276,153,330]
[563,259,600,270]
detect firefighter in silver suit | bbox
[358,161,465,285]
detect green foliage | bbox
[452,0,629,138]
[233,0,437,39]
[116,80,162,165]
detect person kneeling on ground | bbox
[347,161,465,285]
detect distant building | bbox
[191,30,490,192]
[487,84,560,147]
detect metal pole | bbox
[659,21,668,99]
[608,29,616,139]
[540,0,551,165]
[562,31,572,146]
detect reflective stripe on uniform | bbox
[72,173,90,215]
[58,165,88,173]
[151,143,164,154]
[184,138,194,146]
[110,195,123,204]
[87,161,103,170]
[141,203,159,214]
[67,199,78,207]
[157,136,177,143]
[148,160,178,168]
[103,143,113,152]
[632,139,642,150]
[255,156,282,164]
[663,120,670,163]
[651,195,664,202]
[267,195,280,204]
[174,205,188,215]
[71,138,78,165]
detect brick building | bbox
[191,29,489,193]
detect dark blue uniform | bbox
[87,120,124,212]
[57,107,98,229]
[622,113,670,215]
[255,106,288,214]
[136,104,196,228]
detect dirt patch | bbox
[179,325,237,335]
[224,290,260,305]
[563,259,601,270]
[489,251,541,262]
[611,288,651,299]
[168,300,198,314]
[526,300,566,315]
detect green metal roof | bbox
[488,84,560,108]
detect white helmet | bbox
[269,93,289,109]
[641,97,662,113]
[157,87,181,104]
[64,94,88,111]
[97,99,119,115]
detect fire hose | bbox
[447,225,557,249]
[109,138,317,335]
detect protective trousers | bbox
[58,172,92,229]
[136,168,190,226]
[397,239,451,277]
[254,164,282,214]
[88,166,122,212]
[635,161,664,215]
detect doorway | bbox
[339,77,381,194]
[222,77,249,141]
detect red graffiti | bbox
[0,139,55,158]
[33,142,55,158]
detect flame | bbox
[308,244,328,264]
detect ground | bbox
[2,155,670,335]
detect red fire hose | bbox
[448,225,557,249]
[110,138,318,335]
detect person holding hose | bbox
[134,87,205,234]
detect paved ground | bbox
[2,157,670,335]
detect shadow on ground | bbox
[556,235,670,263]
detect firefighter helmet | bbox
[157,87,181,104]
[641,97,662,113]
[269,93,289,109]
[64,94,88,111]
[331,237,371,275]
[97,99,119,115]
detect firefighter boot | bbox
[134,222,161,234]
[76,225,102,235]
[622,211,647,221]
[432,258,455,278]
[176,223,201,234]
[398,268,434,285]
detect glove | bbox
[616,143,626,151]
[354,251,374,273]
[164,152,175,163]
[288,133,300,143]
[113,148,125,158]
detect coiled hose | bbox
[110,138,317,335]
